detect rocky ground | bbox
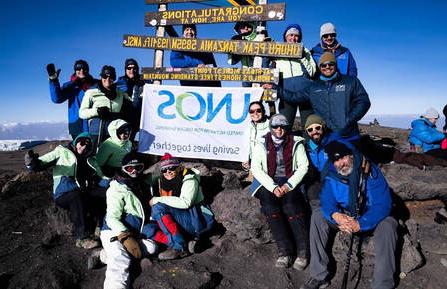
[1,124,447,289]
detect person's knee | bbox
[151,202,169,219]
[261,205,281,218]
[374,217,398,244]
[282,203,304,217]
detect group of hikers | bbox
[24,20,447,289]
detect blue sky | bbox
[1,0,446,123]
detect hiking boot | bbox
[142,239,158,255]
[293,256,308,271]
[76,238,100,250]
[275,256,293,268]
[300,278,330,289]
[188,239,199,254]
[87,249,103,270]
[158,248,188,260]
[435,208,447,224]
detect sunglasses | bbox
[249,108,262,114]
[102,75,115,80]
[307,125,322,133]
[322,33,336,39]
[78,139,91,147]
[320,62,335,69]
[271,125,287,129]
[75,65,87,71]
[161,166,178,173]
[126,66,137,71]
[123,163,144,173]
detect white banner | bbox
[138,84,264,161]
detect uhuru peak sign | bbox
[141,67,279,83]
[123,35,302,58]
[145,3,285,26]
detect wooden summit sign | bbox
[141,67,279,83]
[145,3,285,26]
[123,35,302,58]
[145,0,205,4]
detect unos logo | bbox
[157,90,250,124]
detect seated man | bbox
[409,107,447,160]
[25,133,100,249]
[251,114,309,270]
[150,153,215,260]
[301,141,397,289]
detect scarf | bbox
[266,132,294,178]
[98,82,117,101]
[159,168,192,197]
[320,71,339,81]
[321,39,340,53]
[70,74,96,91]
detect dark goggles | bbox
[161,166,179,173]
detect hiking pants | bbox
[55,190,85,239]
[100,229,156,289]
[309,210,397,289]
[256,186,308,257]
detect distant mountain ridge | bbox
[0,121,69,140]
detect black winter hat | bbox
[100,65,116,80]
[125,58,139,69]
[182,24,196,33]
[74,60,89,72]
[121,151,144,167]
[325,141,353,163]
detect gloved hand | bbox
[98,178,110,188]
[24,150,39,169]
[97,107,110,120]
[117,232,142,259]
[46,63,61,81]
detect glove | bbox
[98,178,110,188]
[24,150,39,169]
[46,63,61,81]
[117,232,142,259]
[441,138,447,150]
[97,107,110,120]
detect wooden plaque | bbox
[145,0,205,4]
[123,35,302,58]
[145,3,285,26]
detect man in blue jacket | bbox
[301,141,397,289]
[170,24,221,87]
[311,22,358,77]
[282,52,370,142]
[47,60,98,139]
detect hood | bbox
[107,119,131,145]
[71,132,92,146]
[233,22,256,41]
[283,24,302,42]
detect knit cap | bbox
[320,22,336,38]
[159,153,180,171]
[318,52,336,66]
[325,141,353,163]
[305,114,325,129]
[422,107,439,119]
[74,60,89,72]
[270,114,289,128]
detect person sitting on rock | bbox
[150,153,215,260]
[79,65,132,147]
[24,133,100,249]
[100,152,158,288]
[251,114,309,270]
[91,119,133,188]
[409,107,447,160]
[242,101,270,171]
[301,141,397,289]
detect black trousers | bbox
[426,148,447,161]
[256,186,309,257]
[55,190,85,238]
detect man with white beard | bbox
[301,141,397,289]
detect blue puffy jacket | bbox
[311,44,357,77]
[283,74,370,138]
[170,51,221,87]
[409,118,445,152]
[320,163,391,232]
[307,139,328,172]
[49,75,97,137]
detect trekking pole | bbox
[341,158,370,289]
[96,118,104,153]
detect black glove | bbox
[97,107,110,120]
[25,150,39,170]
[46,63,61,81]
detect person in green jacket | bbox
[24,133,100,249]
[79,65,132,146]
[100,152,158,289]
[251,114,309,270]
[149,153,215,260]
[91,119,133,188]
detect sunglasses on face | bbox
[161,166,178,173]
[123,163,144,173]
[322,33,336,39]
[249,108,262,114]
[320,62,335,69]
[78,139,91,147]
[271,125,286,130]
[126,66,137,71]
[102,75,115,80]
[307,125,322,133]
[75,65,87,71]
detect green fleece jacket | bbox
[79,87,130,119]
[246,120,270,161]
[151,168,203,209]
[251,135,309,193]
[273,47,317,79]
[91,119,132,179]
